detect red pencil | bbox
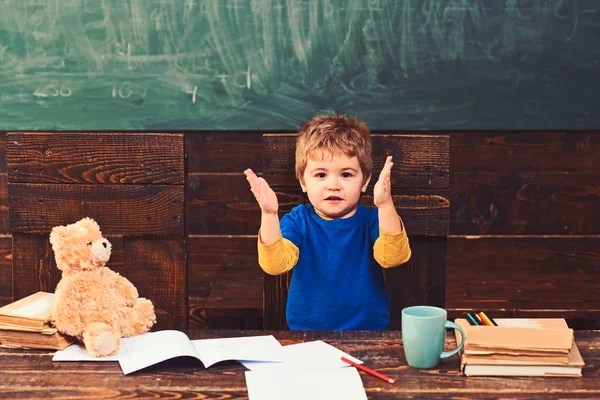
[341,356,395,384]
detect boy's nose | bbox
[326,177,341,190]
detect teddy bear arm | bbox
[110,272,138,305]
[51,299,84,338]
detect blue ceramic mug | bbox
[401,306,466,369]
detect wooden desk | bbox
[0,330,598,399]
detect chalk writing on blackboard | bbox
[0,0,598,130]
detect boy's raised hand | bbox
[373,156,394,208]
[244,169,279,214]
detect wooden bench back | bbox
[7,133,187,330]
[262,134,450,329]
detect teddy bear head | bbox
[49,217,112,274]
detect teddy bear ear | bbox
[49,225,67,248]
[78,217,101,234]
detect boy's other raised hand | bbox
[244,169,279,214]
[373,156,394,208]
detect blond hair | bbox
[295,114,372,185]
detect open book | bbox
[55,330,283,375]
[0,291,75,350]
[0,291,54,328]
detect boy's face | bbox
[300,152,370,219]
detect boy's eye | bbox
[341,172,353,178]
[315,172,326,178]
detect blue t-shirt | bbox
[280,204,390,330]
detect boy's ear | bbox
[361,174,371,193]
[299,178,307,193]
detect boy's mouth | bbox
[325,196,343,201]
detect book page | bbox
[245,367,367,400]
[191,335,282,368]
[119,330,198,375]
[241,340,362,371]
[10,296,53,318]
[0,292,54,320]
[494,318,568,329]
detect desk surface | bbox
[0,330,598,399]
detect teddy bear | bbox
[49,217,156,357]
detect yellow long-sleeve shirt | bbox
[258,216,411,275]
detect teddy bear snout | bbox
[91,238,112,263]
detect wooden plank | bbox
[187,295,208,329]
[263,272,292,330]
[451,172,600,235]
[0,132,6,172]
[451,132,600,173]
[0,236,12,307]
[446,236,600,317]
[122,237,187,331]
[0,174,7,234]
[188,236,262,330]
[11,234,58,301]
[387,237,447,330]
[206,269,261,311]
[187,236,259,299]
[104,235,124,271]
[360,190,450,237]
[187,174,259,235]
[188,174,449,236]
[205,269,263,330]
[6,132,184,184]
[8,183,184,235]
[264,134,450,189]
[186,132,263,173]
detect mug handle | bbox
[440,321,466,359]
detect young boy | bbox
[244,114,411,330]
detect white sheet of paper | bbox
[245,367,367,400]
[191,335,282,368]
[52,343,125,361]
[240,340,362,371]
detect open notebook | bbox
[54,331,283,375]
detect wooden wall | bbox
[1,131,599,329]
[448,132,600,329]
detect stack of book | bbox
[454,317,584,377]
[0,291,75,350]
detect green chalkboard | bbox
[0,0,599,130]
